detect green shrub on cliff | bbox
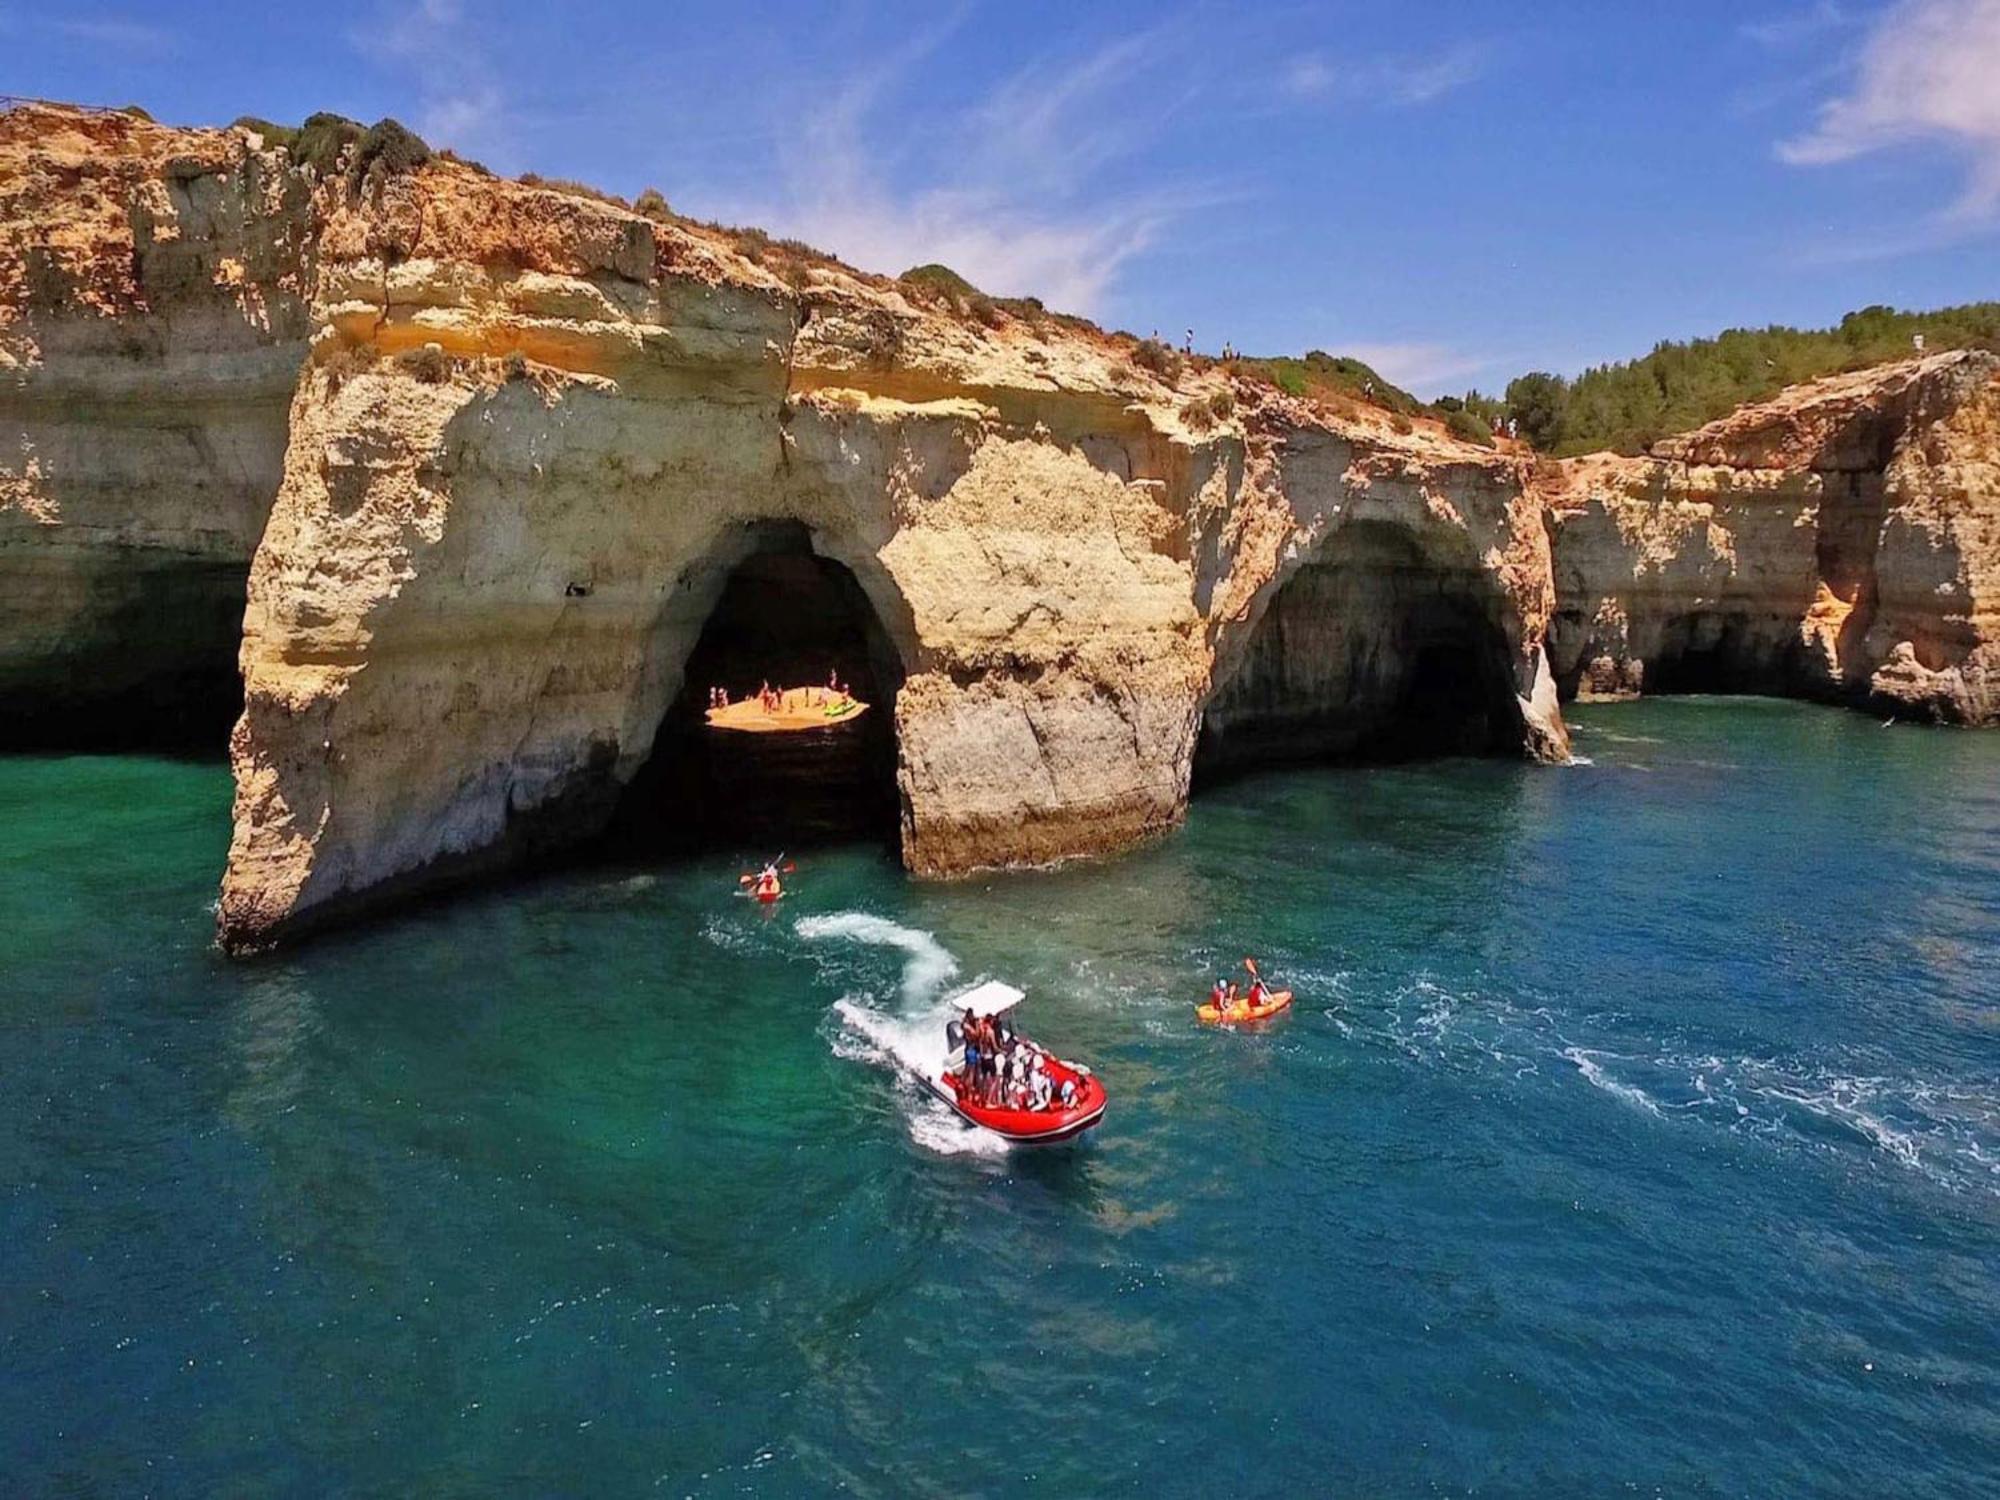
[1132,338,1184,382]
[354,118,431,178]
[293,113,363,173]
[231,115,298,149]
[279,113,432,180]
[1237,350,1422,415]
[1505,371,1570,451]
[899,263,979,300]
[1504,302,2000,455]
[1442,405,1494,447]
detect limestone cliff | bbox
[0,104,310,744]
[5,100,1992,955]
[1541,352,1999,724]
[208,130,1567,946]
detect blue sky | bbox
[10,0,1999,394]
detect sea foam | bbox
[800,911,1011,1157]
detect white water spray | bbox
[798,911,1010,1156]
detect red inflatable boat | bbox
[925,981,1107,1145]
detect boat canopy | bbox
[952,980,1025,1018]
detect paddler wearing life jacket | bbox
[1209,979,1228,1010]
[753,862,781,900]
[1246,977,1269,1009]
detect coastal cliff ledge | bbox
[2,101,1993,952]
[1540,350,2000,726]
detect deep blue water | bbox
[3,699,1996,1496]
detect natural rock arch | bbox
[1195,517,1531,782]
[604,519,916,855]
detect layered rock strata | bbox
[0,104,310,744]
[4,102,1992,954]
[1542,352,1999,725]
[209,146,1566,946]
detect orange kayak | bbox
[1197,989,1293,1025]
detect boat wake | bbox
[1321,971,1999,1199]
[798,912,1010,1157]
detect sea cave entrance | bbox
[1194,520,1524,786]
[606,523,908,856]
[0,557,248,754]
[1637,610,1810,697]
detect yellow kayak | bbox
[1197,989,1294,1025]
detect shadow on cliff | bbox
[1193,519,1526,789]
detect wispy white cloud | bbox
[1281,43,1488,108]
[1778,0,2000,221]
[353,0,509,162]
[1740,1,1860,49]
[718,20,1223,314]
[1338,341,1500,397]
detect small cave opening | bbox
[1641,612,1798,696]
[603,526,907,857]
[0,558,248,756]
[1193,520,1524,788]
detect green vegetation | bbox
[519,172,635,208]
[899,263,981,302]
[230,115,299,149]
[1439,405,1494,448]
[1234,350,1425,417]
[1503,371,1570,451]
[1132,338,1185,382]
[253,112,432,180]
[1496,303,2000,455]
[896,264,1006,325]
[1221,303,1999,455]
[633,187,672,222]
[293,112,364,173]
[354,118,430,178]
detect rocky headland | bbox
[2,102,1992,951]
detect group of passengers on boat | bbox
[945,1007,1081,1113]
[707,671,854,716]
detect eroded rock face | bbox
[0,104,310,744]
[10,102,1989,954]
[190,130,1572,947]
[1541,352,2000,725]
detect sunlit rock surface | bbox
[4,101,1991,952]
[0,104,310,743]
[1542,352,1999,725]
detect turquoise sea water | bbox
[3,699,1997,1496]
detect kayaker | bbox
[1209,979,1228,1011]
[1246,977,1268,1009]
